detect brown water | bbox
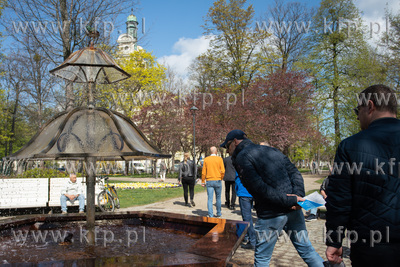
[0,220,203,264]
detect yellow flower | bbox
[109,182,180,189]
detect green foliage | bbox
[17,168,69,178]
[381,10,400,88]
[301,0,386,149]
[195,0,270,92]
[118,49,166,93]
[98,49,167,116]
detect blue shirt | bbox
[235,172,252,198]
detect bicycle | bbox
[97,176,120,212]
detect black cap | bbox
[220,129,247,148]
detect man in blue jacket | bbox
[326,84,400,266]
[221,130,323,266]
[235,171,256,250]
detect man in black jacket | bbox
[326,84,400,266]
[221,129,323,266]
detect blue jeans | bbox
[60,194,85,212]
[309,207,318,215]
[254,209,324,267]
[206,180,222,217]
[239,196,256,246]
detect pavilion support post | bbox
[88,82,95,109]
[86,156,96,245]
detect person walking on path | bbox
[223,156,237,210]
[160,160,167,181]
[178,152,196,207]
[221,129,324,267]
[201,146,225,217]
[325,84,400,267]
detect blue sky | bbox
[3,0,399,78]
[133,0,288,57]
[115,0,320,76]
[112,0,399,78]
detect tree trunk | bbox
[124,160,129,176]
[60,0,74,111]
[9,86,20,155]
[332,45,341,149]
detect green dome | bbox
[127,14,137,22]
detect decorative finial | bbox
[86,25,100,47]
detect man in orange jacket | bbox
[202,146,225,217]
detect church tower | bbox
[117,11,142,55]
[126,13,138,42]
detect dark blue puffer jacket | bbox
[326,117,400,247]
[231,139,305,219]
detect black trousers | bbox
[351,242,400,267]
[182,178,195,204]
[224,180,236,207]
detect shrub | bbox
[17,168,71,178]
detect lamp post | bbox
[190,106,198,178]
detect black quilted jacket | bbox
[232,139,305,219]
[326,117,400,248]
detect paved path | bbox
[114,174,352,266]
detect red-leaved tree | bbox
[132,70,320,160]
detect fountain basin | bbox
[0,211,248,266]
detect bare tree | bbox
[1,53,28,156]
[21,39,58,129]
[263,0,314,70]
[3,0,138,110]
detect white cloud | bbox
[356,1,399,33]
[158,36,211,78]
[356,0,399,20]
[352,0,400,47]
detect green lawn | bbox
[305,189,319,195]
[305,178,325,195]
[298,168,310,173]
[115,184,205,208]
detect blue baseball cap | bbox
[220,129,247,148]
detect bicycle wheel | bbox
[110,187,120,209]
[97,191,115,212]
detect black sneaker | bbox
[185,203,192,207]
[305,214,317,222]
[191,201,195,207]
[241,242,255,250]
[230,206,235,210]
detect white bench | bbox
[0,178,103,209]
[0,178,48,208]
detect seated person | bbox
[60,174,85,214]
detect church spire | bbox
[126,9,139,42]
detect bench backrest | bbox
[0,177,104,209]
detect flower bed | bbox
[110,182,180,189]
